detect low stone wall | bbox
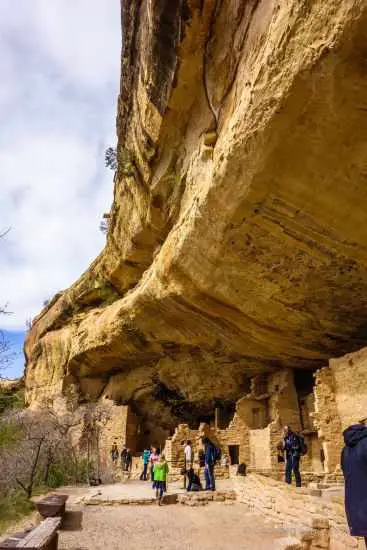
[178,489,236,506]
[234,474,365,550]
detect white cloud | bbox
[0,0,121,329]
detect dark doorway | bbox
[228,444,239,465]
[215,402,236,429]
[294,369,317,431]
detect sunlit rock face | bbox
[25,0,367,438]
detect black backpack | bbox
[298,435,308,456]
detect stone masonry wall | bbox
[330,347,367,429]
[314,367,345,475]
[312,347,367,477]
[269,370,301,431]
[165,369,307,476]
[99,401,137,473]
[215,412,250,465]
[249,427,272,470]
[164,424,199,469]
[235,474,365,550]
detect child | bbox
[149,447,159,488]
[153,454,169,505]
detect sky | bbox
[0,0,121,378]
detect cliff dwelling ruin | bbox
[22,0,367,537]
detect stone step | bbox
[274,537,306,550]
[178,489,237,506]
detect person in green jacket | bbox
[153,454,169,505]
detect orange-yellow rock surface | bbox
[25,0,367,434]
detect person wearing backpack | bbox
[282,425,306,487]
[202,437,218,491]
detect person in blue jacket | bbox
[140,447,151,481]
[282,425,302,487]
[341,421,367,548]
[202,437,216,491]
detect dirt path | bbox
[59,503,287,550]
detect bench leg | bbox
[46,532,58,550]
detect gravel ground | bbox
[59,503,287,550]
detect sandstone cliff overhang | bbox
[25,0,367,429]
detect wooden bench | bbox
[34,495,68,520]
[0,517,61,550]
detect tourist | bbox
[140,447,151,480]
[202,437,216,491]
[282,425,302,487]
[149,446,159,488]
[184,440,193,470]
[183,440,193,489]
[123,448,132,472]
[221,453,230,470]
[341,420,367,548]
[120,446,127,469]
[153,454,169,505]
[186,467,202,492]
[110,442,119,463]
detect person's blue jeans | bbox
[204,464,215,490]
[187,468,193,492]
[156,481,165,499]
[140,463,148,480]
[285,454,301,487]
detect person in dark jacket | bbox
[282,425,302,487]
[186,468,202,492]
[202,437,216,491]
[110,443,119,463]
[120,446,127,469]
[341,422,367,548]
[123,448,132,472]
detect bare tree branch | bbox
[0,227,11,239]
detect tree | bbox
[0,408,85,497]
[0,410,57,497]
[0,227,11,239]
[0,400,112,500]
[0,332,12,372]
[105,147,117,171]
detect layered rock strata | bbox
[25,0,367,439]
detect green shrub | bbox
[0,387,25,414]
[0,489,35,534]
[45,457,90,488]
[0,423,22,449]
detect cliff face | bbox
[25,0,367,436]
